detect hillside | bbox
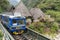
[0,0,60,40]
[22,0,60,25]
[22,0,60,39]
[0,0,11,13]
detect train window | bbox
[4,17,9,23]
[12,19,24,25]
[17,20,24,24]
[12,19,17,23]
[12,19,17,25]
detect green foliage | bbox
[0,30,3,37]
[45,10,60,22]
[50,22,59,33]
[22,0,60,11]
[22,0,42,9]
[29,22,45,33]
[22,0,60,22]
[29,21,59,34]
[0,0,10,13]
[37,0,60,11]
[0,30,3,40]
[23,0,60,36]
[36,0,60,22]
[29,23,35,29]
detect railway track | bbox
[1,22,38,40]
[1,22,50,40]
[13,35,28,40]
[13,30,38,40]
[12,28,50,40]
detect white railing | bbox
[0,22,15,40]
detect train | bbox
[1,14,26,34]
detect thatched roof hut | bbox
[13,1,31,17]
[30,8,45,19]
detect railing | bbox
[0,22,51,40]
[0,22,15,40]
[27,27,50,40]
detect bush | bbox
[0,30,3,37]
[29,21,59,34]
[45,10,60,22]
[29,23,35,29]
[29,22,45,33]
[0,0,10,13]
[50,22,59,33]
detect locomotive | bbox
[1,14,26,34]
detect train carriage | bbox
[1,14,26,34]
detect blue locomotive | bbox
[1,15,26,34]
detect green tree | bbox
[22,0,60,12]
[0,0,10,13]
[37,0,60,11]
[45,10,60,22]
[22,0,42,9]
[50,22,59,33]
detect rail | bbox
[0,22,15,40]
[0,22,50,40]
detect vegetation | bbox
[22,0,42,10]
[37,0,60,11]
[0,30,3,40]
[22,0,60,11]
[0,0,9,39]
[0,0,60,38]
[36,0,60,23]
[0,0,10,13]
[22,0,60,36]
[29,17,59,35]
[22,0,60,23]
[45,10,60,22]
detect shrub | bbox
[50,22,59,33]
[45,10,60,22]
[0,30,3,37]
[29,22,45,33]
[29,21,59,34]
